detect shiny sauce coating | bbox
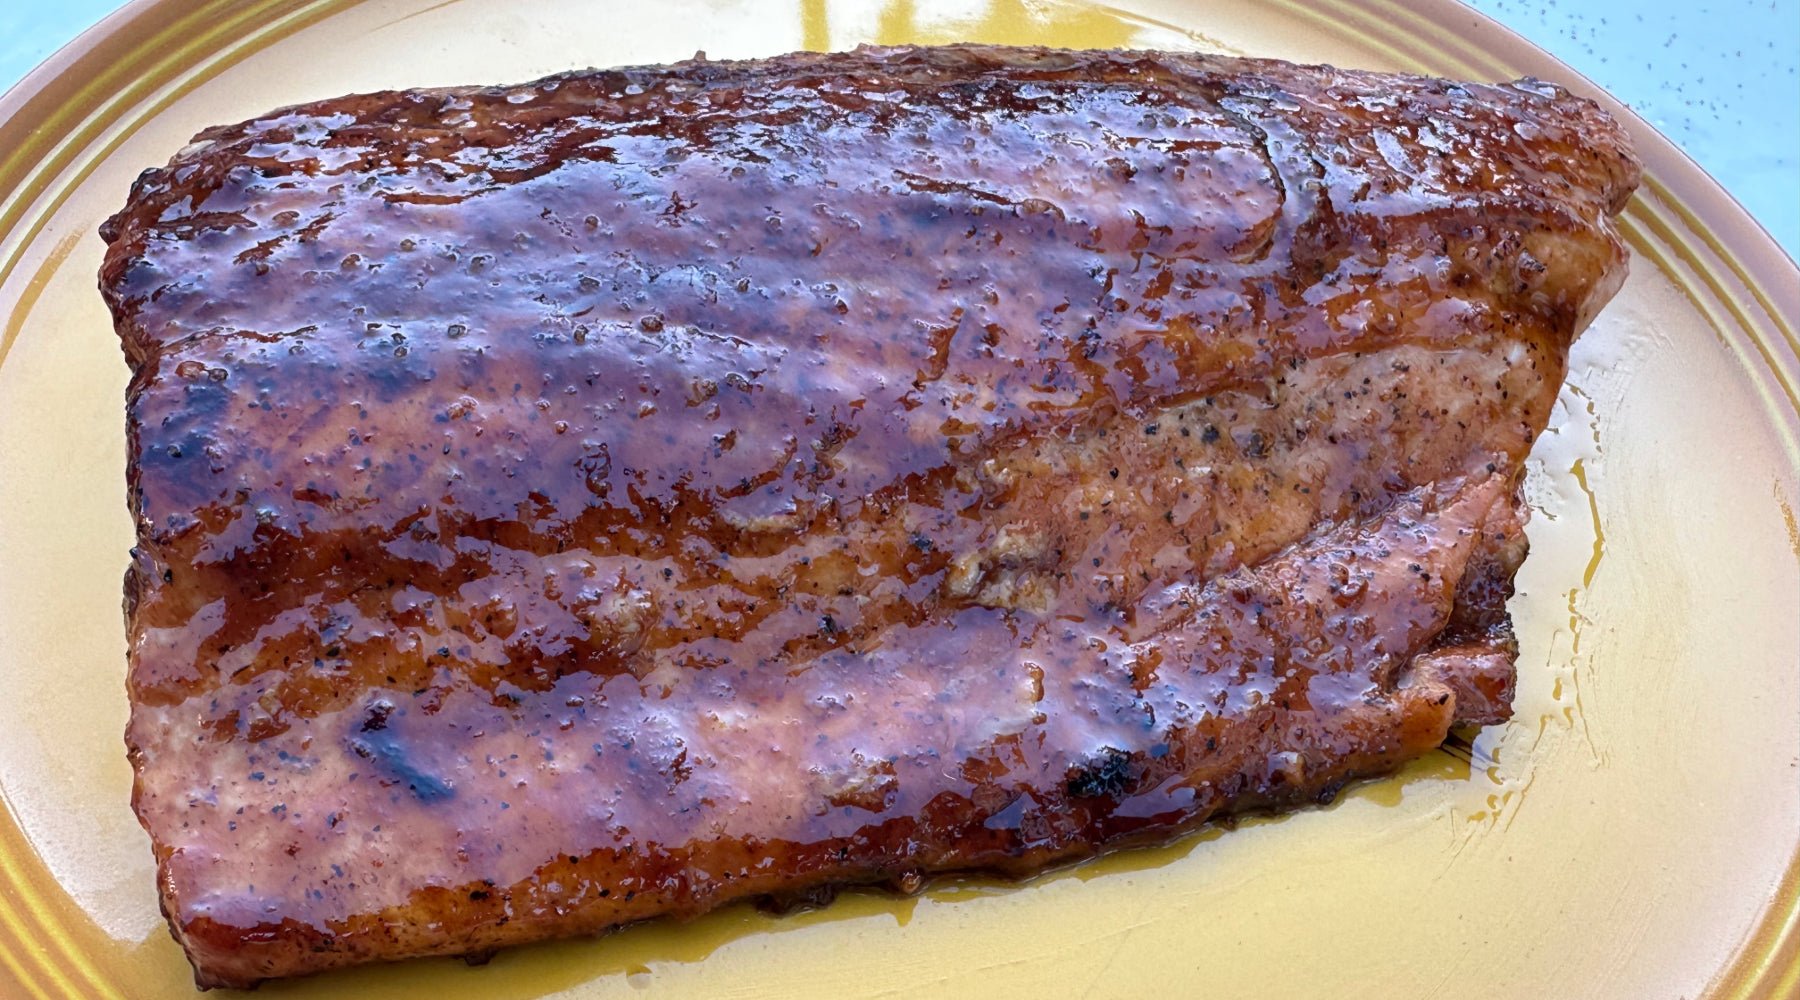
[98,45,1639,988]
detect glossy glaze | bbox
[97,44,1638,988]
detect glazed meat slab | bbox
[99,45,1639,988]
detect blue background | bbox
[3,0,1796,257]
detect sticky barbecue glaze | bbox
[98,45,1640,988]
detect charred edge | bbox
[1313,779,1347,805]
[347,709,452,802]
[1065,746,1136,799]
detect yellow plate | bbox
[3,1,1796,996]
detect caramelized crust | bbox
[98,45,1638,988]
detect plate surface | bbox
[1,1,1796,997]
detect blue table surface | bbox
[2,0,1796,258]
